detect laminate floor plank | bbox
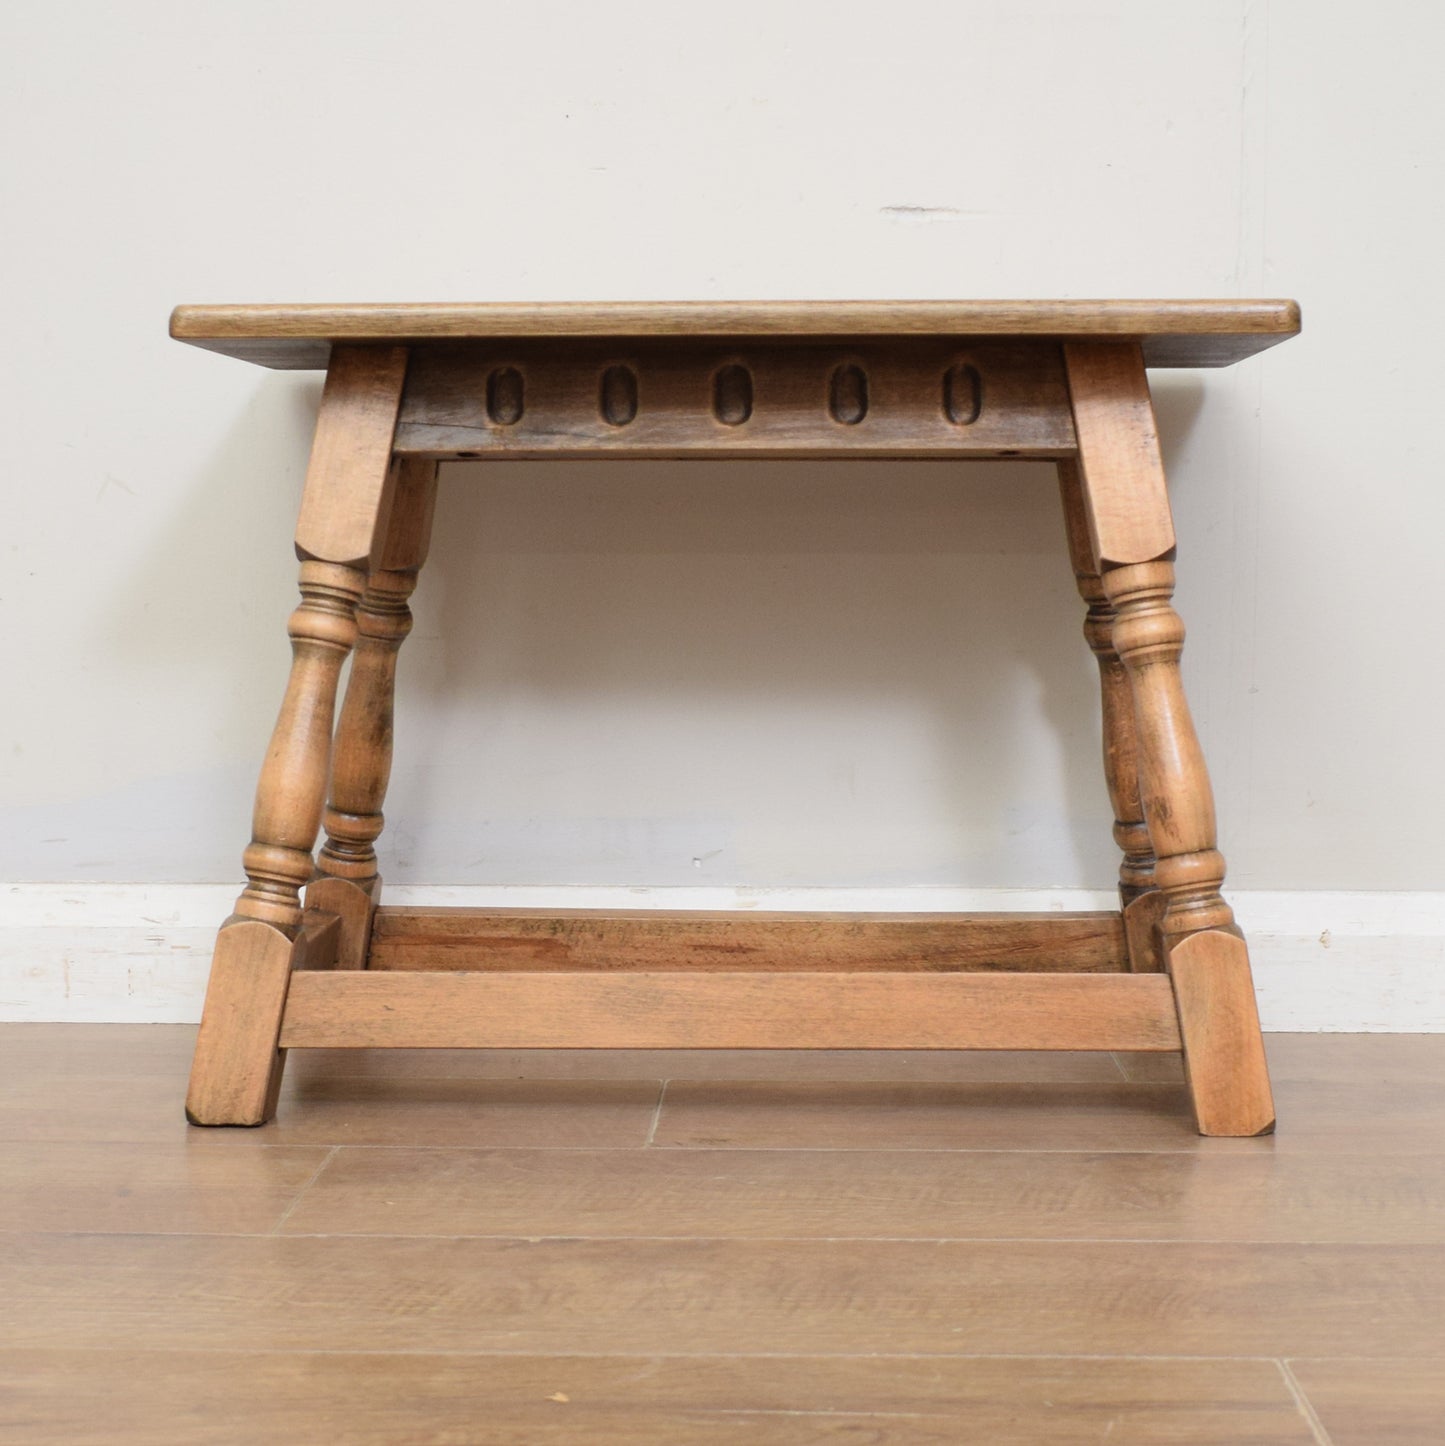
[0,1349,1316,1446]
[3,1025,1442,1441]
[654,1079,1203,1151]
[0,1073,229,1145]
[1118,1032,1445,1086]
[7,1033,1440,1156]
[1262,1032,1445,1084]
[4,1234,1442,1358]
[0,1024,198,1077]
[0,1141,329,1235]
[278,1143,1445,1244]
[0,1073,662,1148]
[653,1076,1445,1154]
[1113,1050,1188,1083]
[0,1027,1126,1087]
[268,1077,665,1148]
[1288,1357,1445,1445]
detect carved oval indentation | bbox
[943,362,982,425]
[600,364,638,426]
[712,363,753,426]
[828,363,868,425]
[486,366,525,425]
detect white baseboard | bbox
[1,883,1441,1031]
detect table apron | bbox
[391,338,1079,460]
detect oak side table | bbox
[172,300,1299,1137]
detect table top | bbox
[169,299,1300,370]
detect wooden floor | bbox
[2,1027,1443,1443]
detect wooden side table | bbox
[172,300,1299,1137]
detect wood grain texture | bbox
[0,1350,1316,1446]
[393,339,1076,458]
[8,1061,660,1149]
[233,1077,666,1149]
[654,1078,1204,1152]
[278,970,1183,1051]
[24,1055,1437,1155]
[1169,929,1276,1136]
[4,1233,1441,1357]
[0,1023,202,1077]
[233,561,363,930]
[313,457,439,965]
[169,298,1302,369]
[1068,354,1274,1137]
[292,345,408,567]
[185,921,299,1127]
[650,1069,1445,1158]
[1063,340,1177,566]
[0,1027,1439,1442]
[1288,1358,1445,1445]
[1102,559,1231,936]
[377,454,439,568]
[186,913,339,1127]
[1257,1032,1445,1087]
[0,1141,329,1234]
[367,907,1128,973]
[278,1144,1445,1244]
[0,1022,1124,1085]
[10,1027,1444,1155]
[1122,889,1169,975]
[1057,458,1156,921]
[298,877,371,971]
[282,1044,1127,1084]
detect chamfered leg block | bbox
[186,346,410,1126]
[186,920,300,1127]
[1064,340,1274,1137]
[1167,928,1274,1136]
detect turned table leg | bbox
[1065,341,1274,1137]
[1057,460,1163,971]
[186,346,410,1125]
[308,457,439,967]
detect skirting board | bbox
[1,884,1441,1031]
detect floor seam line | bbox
[269,1145,339,1235]
[643,1079,668,1147]
[0,1345,1310,1361]
[1276,1358,1335,1446]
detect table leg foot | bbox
[1168,928,1275,1136]
[185,919,297,1126]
